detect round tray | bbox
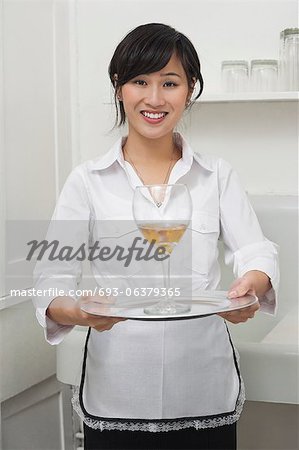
[80,291,258,321]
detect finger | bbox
[242,302,260,315]
[92,315,126,324]
[218,311,233,320]
[247,305,260,318]
[93,317,126,332]
[228,286,250,299]
[228,277,254,299]
[228,277,244,292]
[218,309,250,323]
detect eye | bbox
[164,81,178,87]
[133,79,147,86]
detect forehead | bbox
[144,53,187,78]
[158,53,185,74]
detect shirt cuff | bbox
[36,306,75,345]
[257,286,277,315]
[233,240,279,315]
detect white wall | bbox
[71,0,298,195]
[186,101,297,194]
[0,0,6,299]
[1,0,74,298]
[2,0,73,222]
[1,3,73,448]
[3,0,56,221]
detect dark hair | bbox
[108,23,204,126]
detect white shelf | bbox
[103,92,298,106]
[198,91,298,103]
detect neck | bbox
[123,130,177,162]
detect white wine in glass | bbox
[133,184,192,315]
[139,223,187,254]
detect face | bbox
[119,53,192,140]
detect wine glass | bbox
[133,184,192,315]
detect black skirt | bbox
[83,422,237,450]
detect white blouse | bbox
[33,133,279,432]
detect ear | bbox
[186,77,196,106]
[113,74,123,101]
[189,77,196,92]
[116,86,122,102]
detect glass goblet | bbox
[133,184,192,315]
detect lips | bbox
[140,110,168,124]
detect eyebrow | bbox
[160,72,182,78]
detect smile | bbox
[140,111,168,124]
[141,111,168,119]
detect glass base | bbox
[144,301,191,316]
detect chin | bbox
[137,126,173,140]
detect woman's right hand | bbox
[46,295,127,332]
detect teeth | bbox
[142,111,166,119]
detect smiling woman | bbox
[108,25,202,183]
[32,22,279,450]
[109,22,203,127]
[119,54,191,142]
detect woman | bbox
[33,23,279,449]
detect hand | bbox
[218,276,260,324]
[47,295,127,332]
[78,295,127,332]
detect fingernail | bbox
[228,290,238,298]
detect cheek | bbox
[121,86,139,107]
[172,97,188,115]
[171,90,189,109]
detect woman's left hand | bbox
[218,276,260,324]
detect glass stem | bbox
[161,255,171,303]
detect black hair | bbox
[108,23,204,126]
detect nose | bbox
[144,86,166,108]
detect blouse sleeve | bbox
[32,165,91,344]
[218,159,279,315]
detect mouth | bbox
[140,110,168,124]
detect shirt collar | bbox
[88,133,214,173]
[88,136,126,171]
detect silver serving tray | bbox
[80,291,258,321]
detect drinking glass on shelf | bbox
[221,60,249,92]
[250,59,278,92]
[281,28,299,91]
[279,29,286,90]
[133,184,192,315]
